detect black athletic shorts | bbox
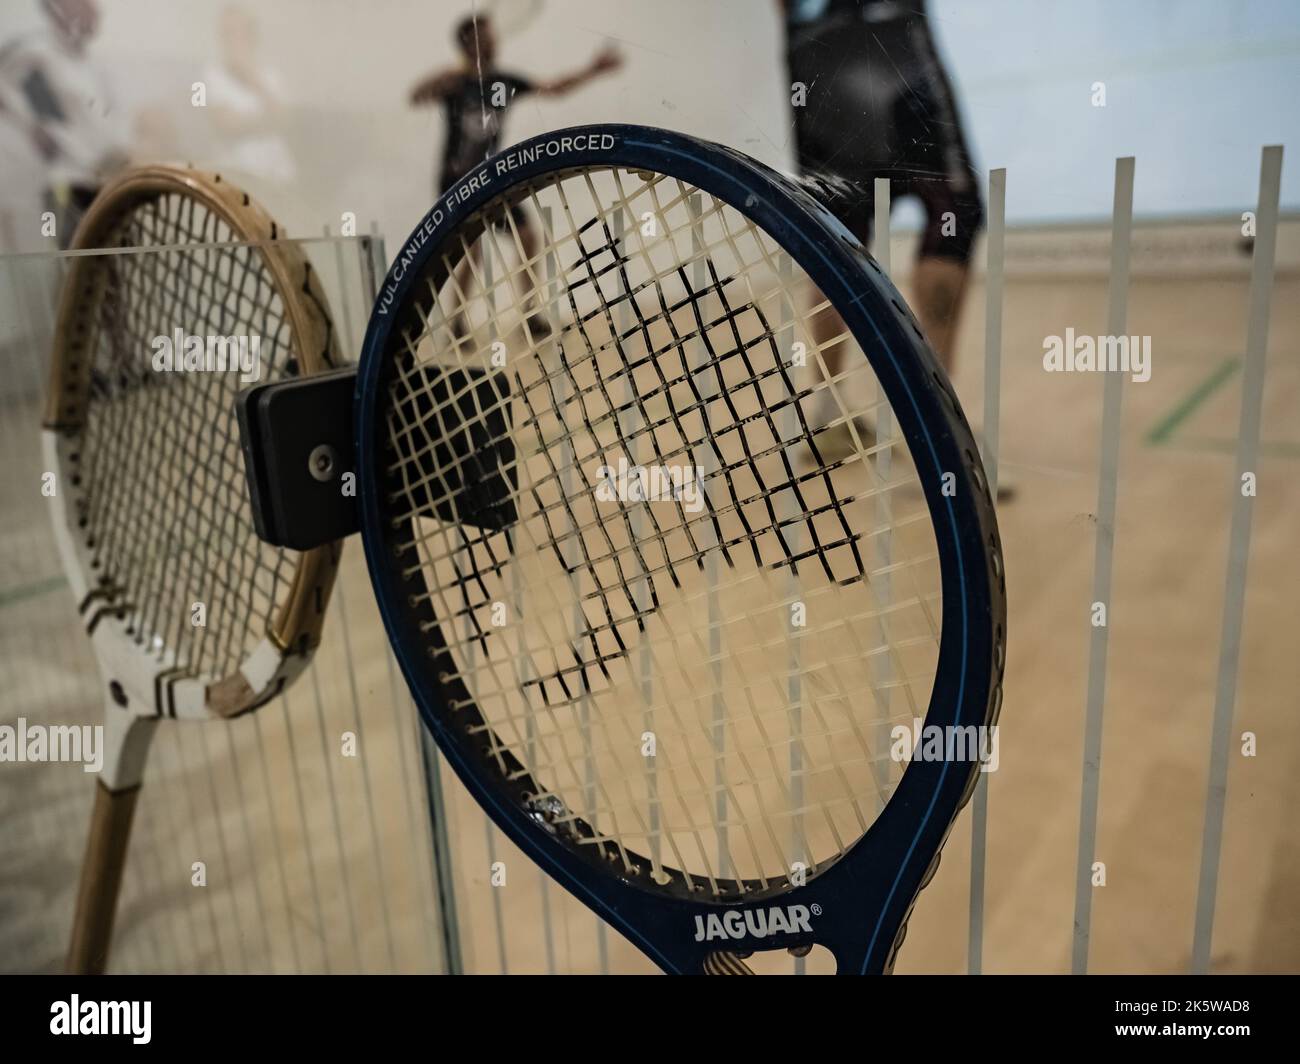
[786,0,983,262]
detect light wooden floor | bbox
[899,253,1300,975]
[2,219,1296,974]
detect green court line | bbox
[0,574,66,609]
[1146,357,1241,445]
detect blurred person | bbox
[782,0,991,473]
[202,4,297,188]
[410,12,622,339]
[0,0,128,248]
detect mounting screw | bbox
[308,444,336,482]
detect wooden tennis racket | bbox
[44,166,342,974]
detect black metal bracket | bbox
[237,364,518,551]
[238,365,358,550]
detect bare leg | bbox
[448,239,483,344]
[807,255,969,413]
[513,219,552,338]
[804,295,876,460]
[808,297,849,425]
[516,219,540,283]
[804,255,970,460]
[912,254,1013,497]
[909,256,970,375]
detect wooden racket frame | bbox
[44,166,342,973]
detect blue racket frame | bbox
[355,125,1005,974]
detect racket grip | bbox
[67,780,142,974]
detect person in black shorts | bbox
[410,13,621,340]
[783,0,985,457]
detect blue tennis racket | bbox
[354,125,1005,974]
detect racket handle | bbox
[702,951,756,975]
[67,780,142,975]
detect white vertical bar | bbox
[777,249,807,975]
[968,166,1006,974]
[364,224,463,974]
[1071,156,1135,974]
[477,242,511,975]
[1191,145,1283,974]
[543,201,608,974]
[873,176,891,275]
[873,176,893,826]
[688,194,727,883]
[612,209,659,872]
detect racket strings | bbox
[390,269,938,727]
[128,196,278,671]
[391,254,917,598]
[391,185,909,552]
[452,222,930,728]
[416,182,925,879]
[443,581,937,803]
[122,195,250,665]
[399,176,939,651]
[77,192,296,686]
[435,548,941,718]
[421,482,941,721]
[382,166,942,891]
